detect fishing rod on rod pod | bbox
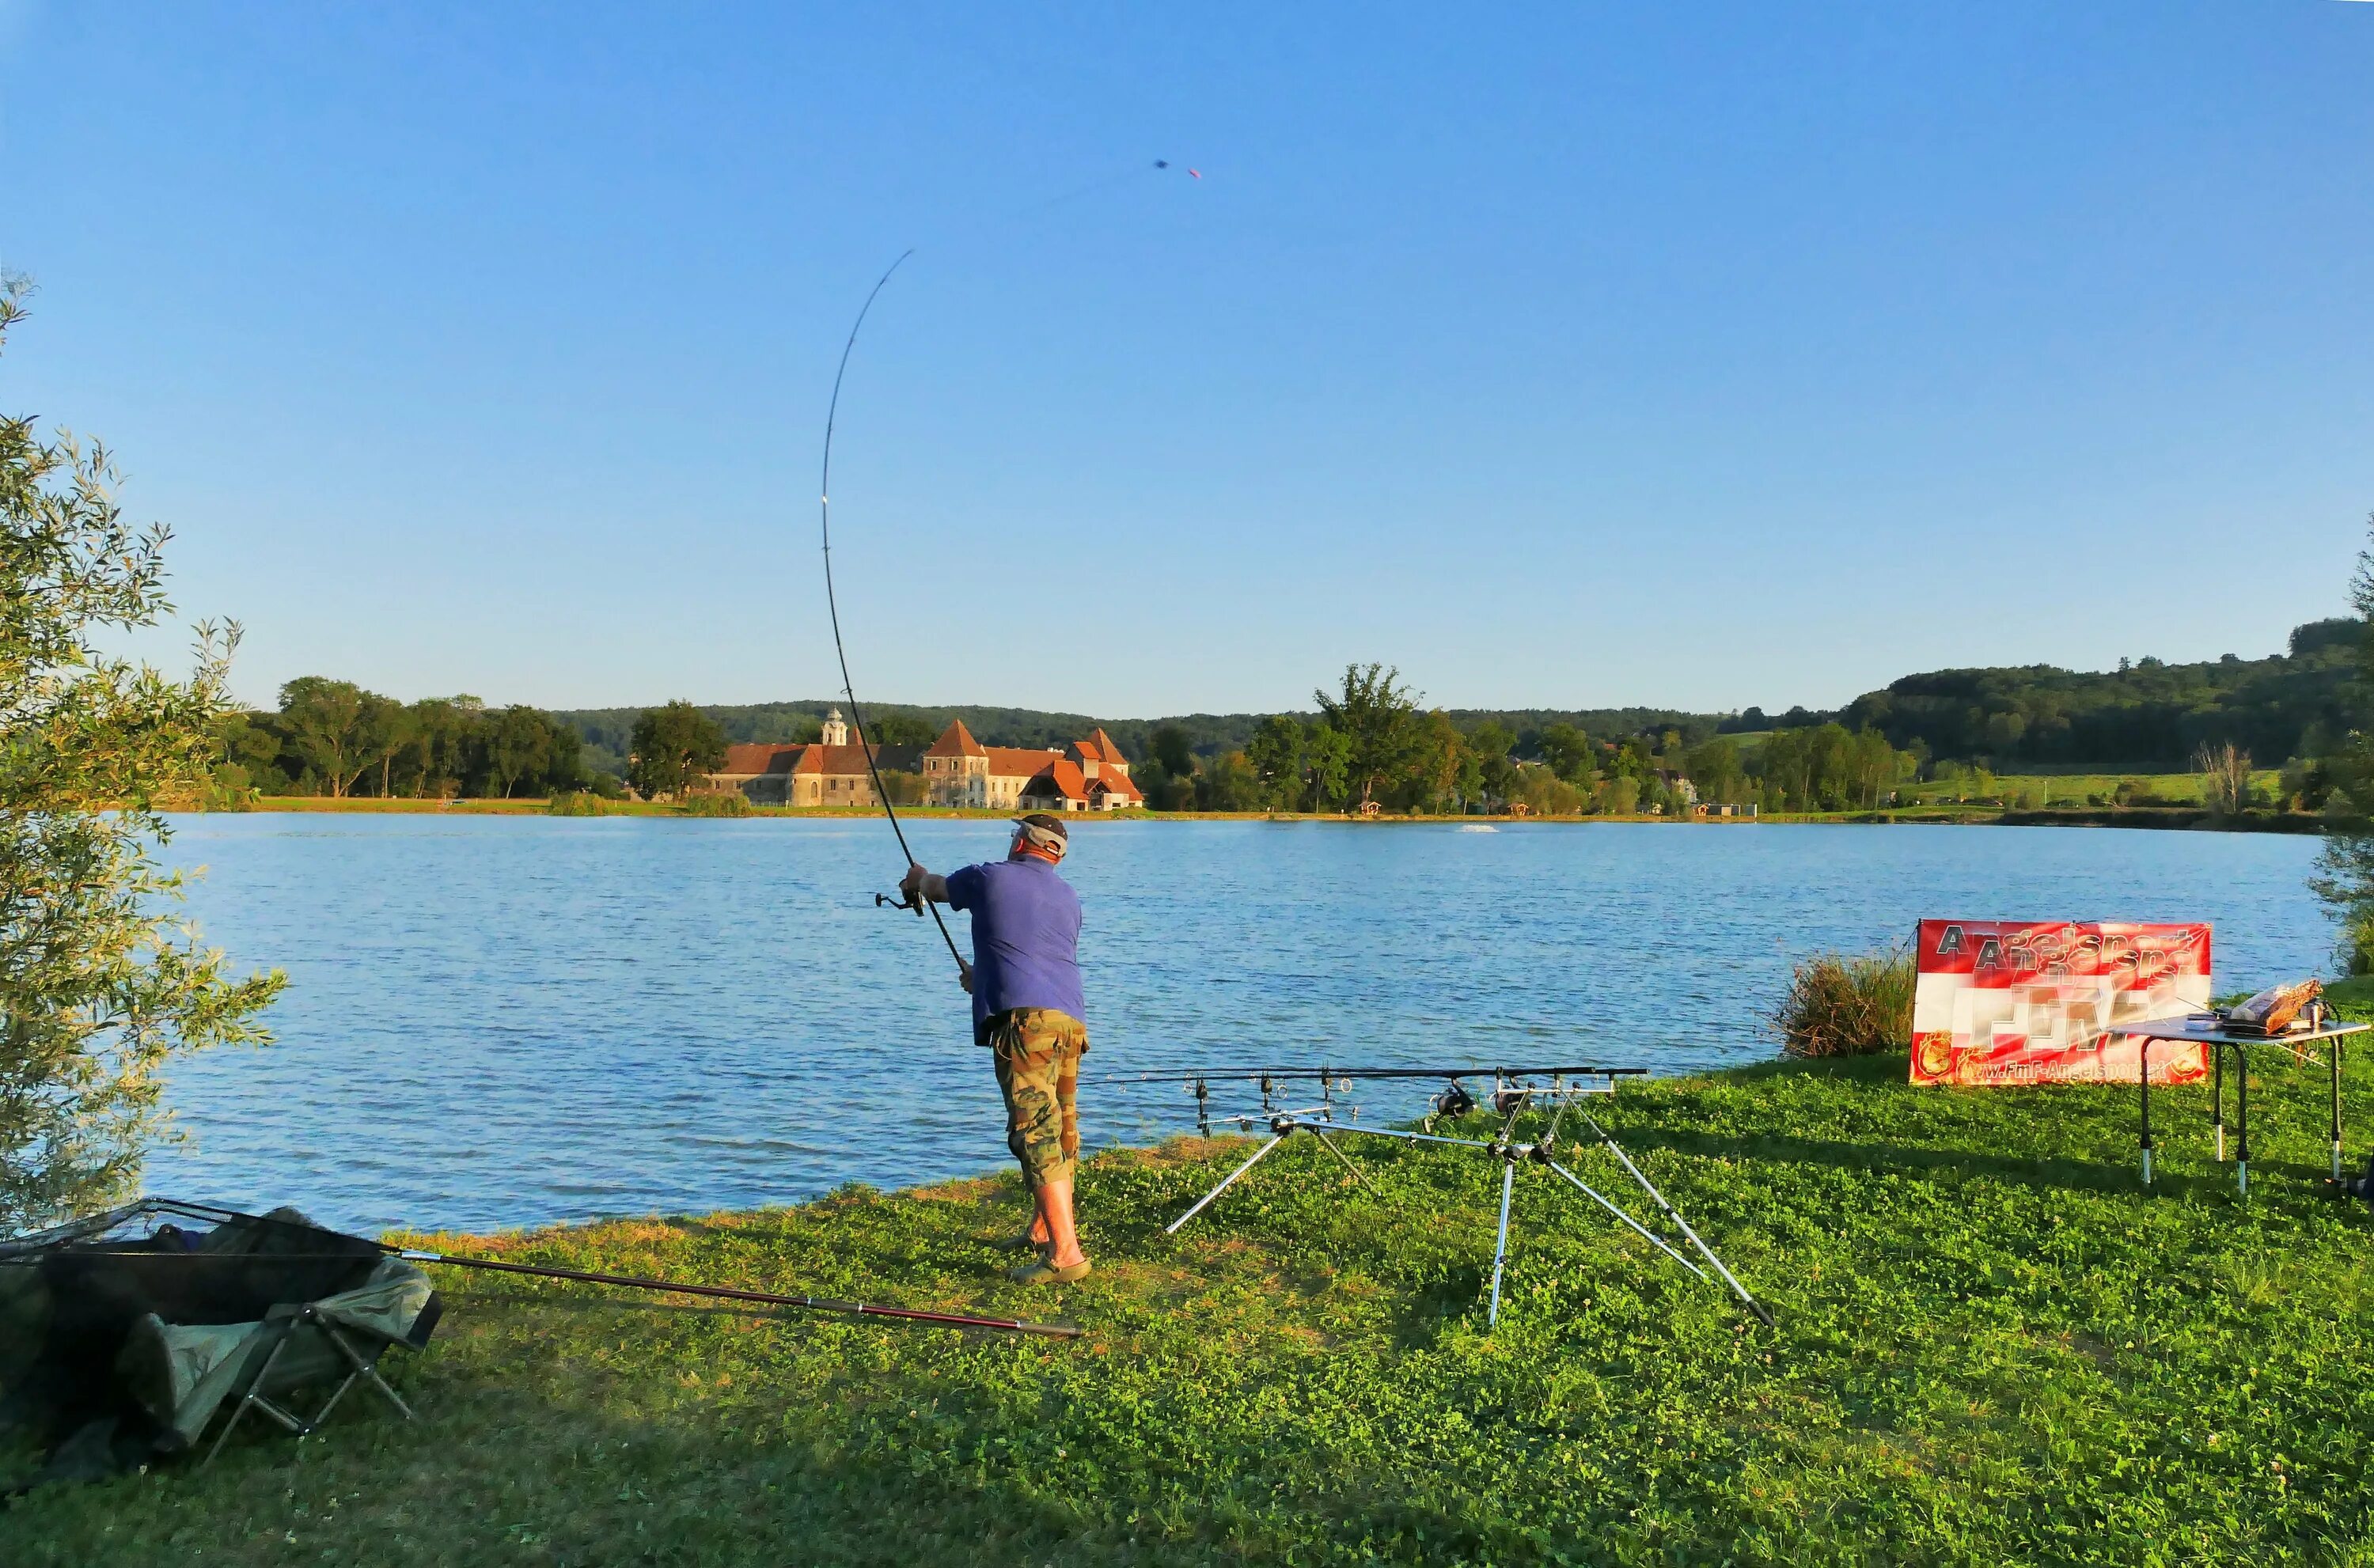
[1102,1062,1648,1131]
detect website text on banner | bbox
[1909,920,2213,1088]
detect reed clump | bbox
[679,791,753,818]
[1773,946,1913,1057]
[544,791,617,816]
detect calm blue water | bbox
[147,815,2336,1233]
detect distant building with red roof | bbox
[923,721,1140,812]
[706,710,1140,811]
[704,710,923,807]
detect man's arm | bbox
[901,863,951,904]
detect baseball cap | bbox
[1012,813,1069,856]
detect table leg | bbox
[2139,1035,2154,1188]
[2213,1042,2226,1162]
[2333,1036,2346,1183]
[2236,1044,2251,1199]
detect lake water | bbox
[147,814,2336,1234]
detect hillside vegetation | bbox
[556,620,2358,783]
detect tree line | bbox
[213,678,591,801]
[1124,664,1923,816]
[1752,621,2355,773]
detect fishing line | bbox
[818,247,969,977]
[815,157,1193,978]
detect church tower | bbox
[821,708,849,746]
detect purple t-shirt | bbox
[944,857,1085,1036]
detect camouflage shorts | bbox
[988,1008,1088,1188]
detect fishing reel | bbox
[874,889,924,918]
[1431,1081,1477,1119]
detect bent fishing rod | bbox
[819,249,969,981]
[815,161,1192,977]
[3,1198,1079,1339]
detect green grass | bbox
[13,1041,2374,1565]
[1898,771,2286,809]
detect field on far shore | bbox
[1898,771,2286,809]
[14,1009,2374,1565]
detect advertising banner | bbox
[1909,920,2213,1087]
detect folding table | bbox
[2126,1017,2369,1195]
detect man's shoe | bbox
[1005,1229,1050,1251]
[1007,1258,1091,1286]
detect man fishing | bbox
[901,813,1090,1285]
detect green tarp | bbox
[0,1200,439,1488]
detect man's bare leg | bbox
[1037,1177,1086,1269]
[1026,1191,1052,1248]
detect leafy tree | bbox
[1685,737,1744,805]
[400,697,476,798]
[1245,714,1305,809]
[628,700,727,799]
[1515,765,1587,815]
[1534,723,1597,785]
[860,711,937,748]
[1314,663,1420,810]
[361,693,413,798]
[484,705,555,797]
[1194,751,1261,812]
[1130,722,1201,811]
[1147,722,1196,778]
[213,710,288,794]
[277,676,377,797]
[878,770,927,806]
[2311,514,2374,970]
[1463,721,1516,809]
[1392,710,1469,812]
[1302,722,1351,811]
[0,278,283,1229]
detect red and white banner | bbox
[1909,920,2212,1087]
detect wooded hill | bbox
[558,619,2358,779]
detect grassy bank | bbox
[15,1037,2374,1565]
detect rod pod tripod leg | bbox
[1165,1131,1291,1235]
[1486,1158,1518,1326]
[1307,1127,1379,1195]
[1585,1115,1774,1327]
[1540,1159,1707,1280]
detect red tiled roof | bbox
[1083,728,1127,765]
[1090,770,1143,802]
[984,745,1064,778]
[719,742,803,776]
[1023,759,1091,801]
[791,742,923,777]
[926,720,988,759]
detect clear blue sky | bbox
[4,2,2369,718]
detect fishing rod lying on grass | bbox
[2,1198,1082,1339]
